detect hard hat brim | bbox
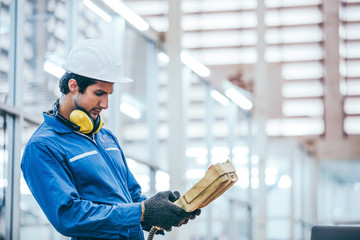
[61,64,133,83]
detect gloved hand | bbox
[179,208,201,227]
[169,192,201,228]
[142,191,200,231]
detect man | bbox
[21,39,200,240]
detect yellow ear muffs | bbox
[92,113,104,134]
[69,109,103,134]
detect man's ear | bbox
[68,79,79,93]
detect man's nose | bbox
[99,97,109,109]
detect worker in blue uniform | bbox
[21,39,200,240]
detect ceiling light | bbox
[185,147,208,158]
[43,61,65,78]
[120,102,141,119]
[181,51,211,77]
[265,176,277,186]
[196,157,208,166]
[103,0,150,31]
[266,118,324,136]
[210,90,229,106]
[210,147,230,157]
[232,146,249,156]
[157,52,170,64]
[83,0,112,22]
[225,88,253,111]
[251,155,259,165]
[185,169,206,180]
[156,171,170,191]
[278,175,292,189]
[251,176,259,189]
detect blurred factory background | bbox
[1,0,360,239]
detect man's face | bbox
[73,81,114,120]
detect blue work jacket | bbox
[21,113,147,240]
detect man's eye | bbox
[95,92,104,96]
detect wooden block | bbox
[174,160,238,212]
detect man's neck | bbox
[58,96,75,120]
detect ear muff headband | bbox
[69,109,103,134]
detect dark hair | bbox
[59,72,98,94]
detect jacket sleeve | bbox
[125,162,147,203]
[108,131,147,204]
[21,140,143,239]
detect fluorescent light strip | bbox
[157,52,169,64]
[181,51,211,78]
[103,0,149,31]
[83,0,112,22]
[278,175,292,189]
[43,61,66,78]
[185,147,208,158]
[120,102,141,119]
[225,88,253,111]
[210,90,229,106]
[211,147,230,156]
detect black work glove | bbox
[179,209,201,227]
[175,193,201,227]
[143,191,195,232]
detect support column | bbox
[65,0,78,52]
[323,0,341,140]
[254,1,268,240]
[6,1,24,240]
[109,17,126,141]
[316,0,350,159]
[205,84,213,239]
[146,41,158,195]
[246,113,254,240]
[166,0,184,239]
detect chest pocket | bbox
[69,149,118,200]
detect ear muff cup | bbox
[69,109,103,134]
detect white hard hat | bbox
[62,39,132,83]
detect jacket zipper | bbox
[74,131,97,145]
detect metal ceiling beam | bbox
[300,135,360,160]
[340,38,360,43]
[188,44,253,50]
[187,40,324,50]
[267,41,324,47]
[340,1,360,7]
[187,41,325,50]
[266,3,322,10]
[184,26,255,33]
[141,8,254,17]
[316,136,360,160]
[283,78,324,82]
[341,76,360,80]
[283,115,323,119]
[346,113,360,117]
[283,96,324,101]
[266,22,323,29]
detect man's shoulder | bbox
[26,121,59,145]
[97,128,121,145]
[98,127,114,136]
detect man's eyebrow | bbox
[95,89,113,94]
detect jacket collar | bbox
[43,112,74,134]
